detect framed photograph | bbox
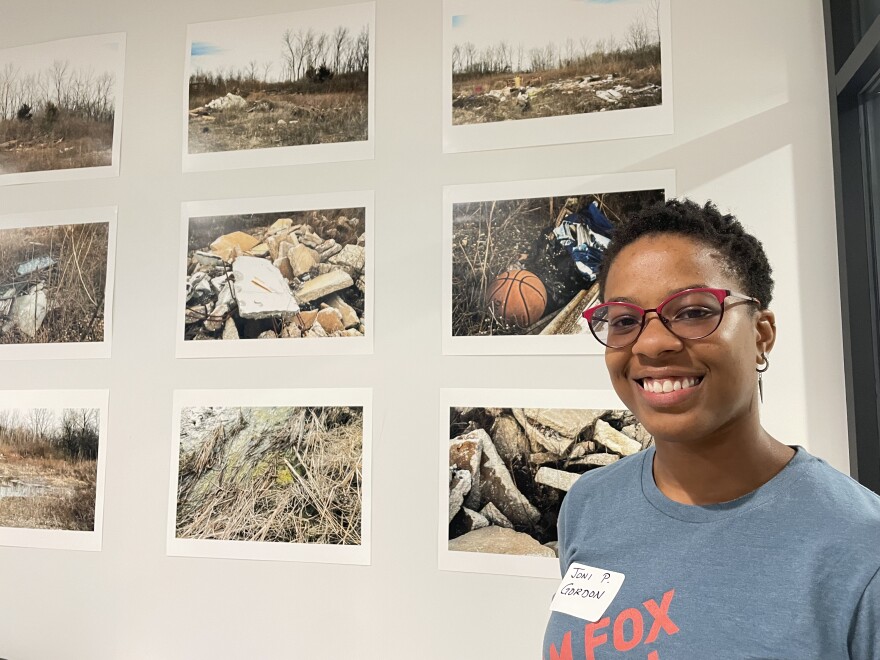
[443,171,674,355]
[183,2,375,171]
[176,192,372,358]
[442,0,672,152]
[168,388,372,565]
[0,207,117,360]
[439,388,652,578]
[0,389,109,551]
[0,33,125,185]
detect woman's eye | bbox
[609,315,640,330]
[673,306,714,321]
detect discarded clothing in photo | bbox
[553,202,614,283]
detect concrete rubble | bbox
[448,407,653,558]
[183,211,367,341]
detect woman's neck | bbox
[651,422,795,506]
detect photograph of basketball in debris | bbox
[449,185,663,342]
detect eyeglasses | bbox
[582,287,761,348]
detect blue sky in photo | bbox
[452,15,466,28]
[191,42,224,58]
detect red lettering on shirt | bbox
[613,607,644,651]
[584,617,610,660]
[547,631,573,660]
[646,652,660,660]
[643,589,679,643]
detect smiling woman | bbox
[543,199,880,659]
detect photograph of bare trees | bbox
[0,33,124,182]
[175,405,364,547]
[186,3,372,159]
[179,195,370,358]
[0,405,100,533]
[447,405,651,563]
[449,0,661,125]
[450,188,663,339]
[0,213,113,350]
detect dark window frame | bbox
[824,1,880,493]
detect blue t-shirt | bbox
[543,446,880,659]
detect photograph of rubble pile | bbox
[176,192,372,358]
[167,389,371,564]
[439,389,650,578]
[0,207,116,360]
[0,389,108,552]
[183,2,375,171]
[443,171,673,355]
[442,0,672,152]
[0,32,125,185]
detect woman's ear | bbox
[756,309,776,359]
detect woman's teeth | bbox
[640,377,702,393]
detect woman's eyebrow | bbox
[605,284,709,305]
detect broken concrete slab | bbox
[15,256,55,277]
[448,526,555,557]
[535,466,581,492]
[593,419,641,456]
[325,293,359,329]
[294,270,354,304]
[210,232,261,262]
[231,256,299,320]
[11,289,48,337]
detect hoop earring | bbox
[756,353,769,402]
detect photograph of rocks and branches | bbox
[0,222,110,344]
[451,189,663,337]
[184,208,366,341]
[0,38,120,174]
[176,405,363,545]
[0,406,99,532]
[448,406,652,558]
[451,0,661,125]
[188,10,370,153]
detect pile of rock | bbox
[185,214,366,340]
[448,407,652,558]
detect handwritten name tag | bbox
[550,562,625,622]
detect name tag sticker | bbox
[550,562,625,622]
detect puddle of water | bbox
[0,478,57,498]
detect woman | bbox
[543,200,880,659]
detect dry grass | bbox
[451,191,664,337]
[0,442,97,532]
[0,222,108,344]
[452,46,661,125]
[188,82,368,153]
[177,406,363,545]
[0,115,113,174]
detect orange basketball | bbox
[486,269,547,327]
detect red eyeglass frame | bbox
[581,287,761,348]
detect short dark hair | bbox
[598,198,774,309]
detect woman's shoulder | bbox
[794,447,880,525]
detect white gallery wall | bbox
[0,0,839,658]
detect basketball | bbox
[486,269,547,327]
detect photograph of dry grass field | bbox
[450,187,663,339]
[185,3,373,165]
[0,210,114,355]
[450,0,662,126]
[0,405,100,533]
[173,404,364,550]
[0,33,124,183]
[442,0,672,152]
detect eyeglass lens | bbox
[589,289,725,347]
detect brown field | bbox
[0,115,113,174]
[0,411,99,532]
[0,222,109,345]
[452,46,661,125]
[177,406,363,545]
[188,76,368,153]
[451,190,664,337]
